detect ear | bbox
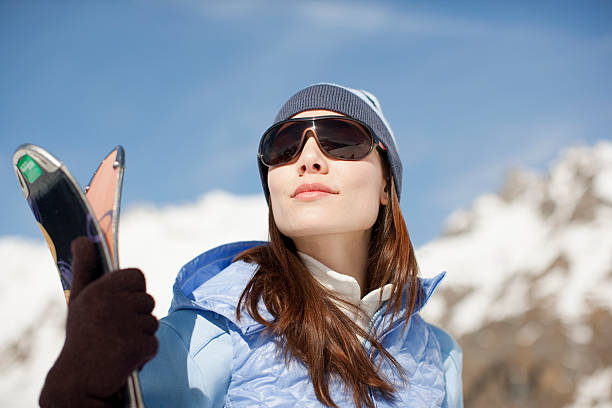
[380,181,389,206]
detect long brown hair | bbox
[235,159,420,408]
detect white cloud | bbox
[296,1,391,32]
[151,0,267,20]
[293,1,499,36]
[163,0,510,37]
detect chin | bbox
[279,220,374,240]
[274,207,379,239]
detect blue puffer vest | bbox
[144,241,456,407]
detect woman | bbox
[40,84,462,407]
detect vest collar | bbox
[170,241,446,335]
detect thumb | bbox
[69,236,104,303]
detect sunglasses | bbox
[258,116,386,168]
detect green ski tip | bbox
[17,154,42,183]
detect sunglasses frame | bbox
[258,115,387,168]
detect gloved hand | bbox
[39,237,159,407]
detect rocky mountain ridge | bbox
[418,141,612,407]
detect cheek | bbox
[334,164,384,225]
[340,162,383,199]
[267,168,291,226]
[267,169,281,200]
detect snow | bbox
[0,298,65,407]
[556,223,612,321]
[418,196,553,335]
[565,367,612,408]
[515,321,544,347]
[565,323,594,345]
[0,190,268,407]
[119,190,268,316]
[419,141,612,336]
[593,167,612,203]
[0,237,62,347]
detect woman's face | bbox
[267,110,388,240]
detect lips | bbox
[291,183,338,198]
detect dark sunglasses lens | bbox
[317,119,372,160]
[261,122,304,166]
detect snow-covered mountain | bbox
[0,192,269,407]
[418,141,612,407]
[1,141,610,407]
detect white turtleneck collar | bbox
[297,252,394,333]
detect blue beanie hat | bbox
[258,83,403,201]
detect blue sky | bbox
[1,1,611,247]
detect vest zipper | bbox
[363,301,410,355]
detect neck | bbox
[292,230,371,293]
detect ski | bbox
[12,144,144,408]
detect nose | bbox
[296,129,329,175]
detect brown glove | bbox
[39,237,159,407]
